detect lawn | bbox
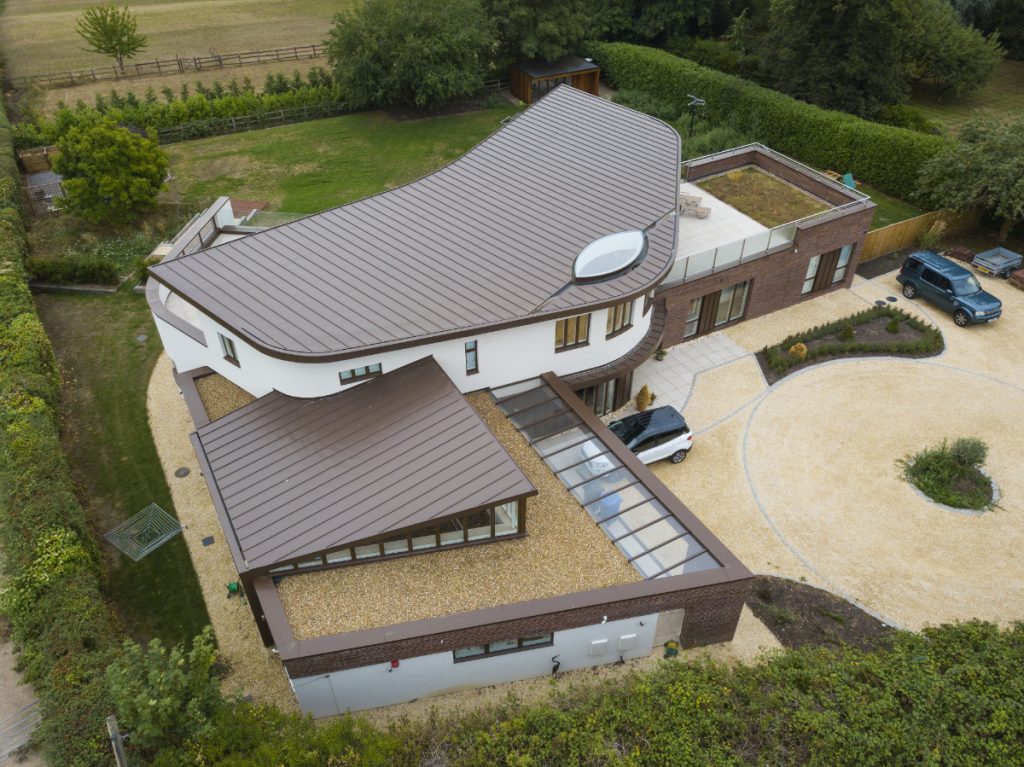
[34,291,209,646]
[164,105,520,214]
[858,182,924,230]
[0,0,350,80]
[697,166,830,228]
[909,59,1024,133]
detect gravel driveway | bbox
[653,270,1024,630]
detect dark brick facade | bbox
[283,576,751,678]
[659,205,875,347]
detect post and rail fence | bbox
[8,43,328,90]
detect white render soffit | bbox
[573,230,647,283]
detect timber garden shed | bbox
[510,56,600,104]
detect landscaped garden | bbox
[696,166,830,227]
[163,105,517,214]
[758,305,944,383]
[900,437,995,511]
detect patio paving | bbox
[651,267,1024,631]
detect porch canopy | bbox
[192,357,536,572]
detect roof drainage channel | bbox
[490,380,718,579]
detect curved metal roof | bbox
[150,86,681,361]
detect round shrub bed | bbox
[899,437,994,511]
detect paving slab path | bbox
[653,269,1024,630]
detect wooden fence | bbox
[9,43,327,90]
[860,209,982,261]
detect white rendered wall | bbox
[153,292,653,398]
[290,614,658,716]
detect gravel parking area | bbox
[655,269,1024,630]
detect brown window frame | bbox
[605,299,635,339]
[554,313,590,352]
[339,362,383,383]
[452,633,554,662]
[465,340,479,375]
[219,333,239,366]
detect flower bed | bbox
[758,305,943,383]
[900,437,994,511]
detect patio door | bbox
[803,249,842,295]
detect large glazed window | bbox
[832,244,853,284]
[606,299,635,338]
[714,281,749,327]
[555,313,590,351]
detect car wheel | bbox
[902,283,917,299]
[953,309,970,327]
[669,450,688,464]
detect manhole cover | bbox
[174,467,190,478]
[135,333,148,343]
[875,300,887,307]
[886,296,898,302]
[202,536,215,547]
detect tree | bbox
[326,0,494,110]
[106,626,222,753]
[53,119,168,224]
[915,113,1024,242]
[731,0,913,117]
[904,0,1003,99]
[487,0,594,63]
[76,5,148,72]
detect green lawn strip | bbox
[858,182,924,229]
[697,166,829,227]
[164,106,518,214]
[909,60,1024,133]
[34,291,209,645]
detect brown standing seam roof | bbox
[192,357,536,572]
[149,86,681,362]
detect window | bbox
[606,300,634,338]
[554,313,590,351]
[219,334,239,365]
[465,340,479,375]
[714,281,749,327]
[802,255,821,294]
[339,363,382,383]
[453,633,554,661]
[683,296,702,338]
[832,244,853,284]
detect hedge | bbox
[588,42,950,200]
[0,86,121,767]
[26,255,121,285]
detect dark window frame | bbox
[554,313,591,352]
[453,633,554,662]
[219,333,239,366]
[339,362,383,383]
[605,299,635,339]
[465,340,479,375]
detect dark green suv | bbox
[896,251,1002,326]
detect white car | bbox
[583,406,693,471]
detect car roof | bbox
[908,250,973,280]
[621,406,686,433]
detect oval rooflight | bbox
[573,230,647,283]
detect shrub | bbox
[875,103,944,135]
[635,384,653,411]
[788,341,808,360]
[886,317,900,333]
[839,324,854,341]
[588,42,950,199]
[901,437,992,509]
[26,254,120,284]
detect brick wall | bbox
[658,205,875,347]
[283,576,751,677]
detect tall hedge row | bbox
[589,43,950,200]
[0,88,120,767]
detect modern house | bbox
[147,85,873,715]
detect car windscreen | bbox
[609,416,646,444]
[954,275,982,295]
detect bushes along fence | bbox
[0,88,121,767]
[588,43,949,200]
[860,209,982,261]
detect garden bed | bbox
[900,438,995,511]
[756,305,943,384]
[745,575,894,651]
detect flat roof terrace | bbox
[276,390,642,640]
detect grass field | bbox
[910,59,1024,133]
[0,0,350,80]
[35,291,210,646]
[858,182,924,230]
[164,105,519,214]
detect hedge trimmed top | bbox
[589,42,950,200]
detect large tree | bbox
[915,114,1024,242]
[54,119,168,224]
[75,4,148,72]
[486,0,596,63]
[326,0,494,110]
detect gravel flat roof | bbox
[193,357,536,571]
[149,86,680,361]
